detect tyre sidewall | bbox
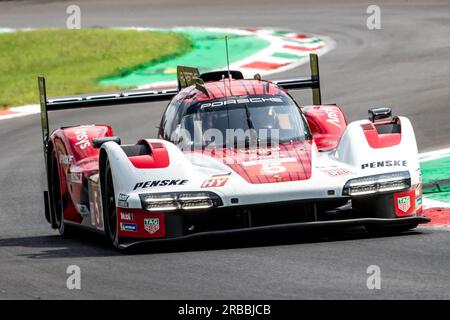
[103,159,120,248]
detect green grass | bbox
[0,29,192,107]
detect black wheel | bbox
[365,223,418,234]
[50,149,64,234]
[103,158,119,247]
[50,150,75,236]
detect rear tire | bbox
[50,150,75,237]
[103,158,119,248]
[365,223,418,234]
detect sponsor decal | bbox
[144,218,160,235]
[133,179,188,190]
[415,183,423,211]
[68,172,83,183]
[88,176,103,230]
[415,182,423,196]
[416,196,422,207]
[242,157,296,166]
[325,106,341,128]
[76,204,90,216]
[120,222,137,232]
[118,193,129,208]
[397,196,411,213]
[200,97,283,108]
[120,212,134,221]
[394,190,415,217]
[59,154,74,165]
[201,174,230,188]
[74,127,91,150]
[361,160,407,170]
[242,147,279,155]
[321,168,354,177]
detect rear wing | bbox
[38,79,178,154]
[273,53,321,105]
[38,53,321,153]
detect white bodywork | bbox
[101,116,420,210]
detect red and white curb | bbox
[219,28,334,78]
[420,148,450,229]
[422,198,450,229]
[138,27,335,90]
[0,105,40,120]
[0,27,334,120]
[0,28,41,120]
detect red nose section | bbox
[202,140,312,184]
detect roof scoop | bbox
[368,107,392,123]
[199,70,244,82]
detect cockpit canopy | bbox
[161,93,311,151]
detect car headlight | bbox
[140,192,223,212]
[343,171,411,196]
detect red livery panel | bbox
[128,141,170,169]
[303,105,347,151]
[51,124,113,223]
[361,122,402,148]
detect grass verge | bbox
[0,28,192,107]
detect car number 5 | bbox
[261,163,286,174]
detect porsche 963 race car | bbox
[38,54,429,249]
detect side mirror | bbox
[368,107,392,123]
[92,136,121,148]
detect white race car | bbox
[39,54,429,249]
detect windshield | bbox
[174,95,311,150]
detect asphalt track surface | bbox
[0,0,450,299]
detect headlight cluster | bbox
[140,192,223,212]
[343,171,411,196]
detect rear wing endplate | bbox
[273,53,321,105]
[177,65,200,90]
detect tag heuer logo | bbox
[144,218,160,235]
[397,196,411,213]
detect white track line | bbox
[423,197,450,209]
[419,148,450,162]
[418,225,450,232]
[0,104,40,120]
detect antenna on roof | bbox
[225,36,232,82]
[225,36,233,96]
[222,74,228,98]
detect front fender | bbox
[100,139,200,205]
[333,116,420,184]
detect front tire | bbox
[103,158,119,248]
